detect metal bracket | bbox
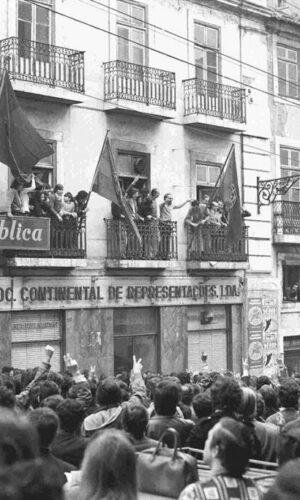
[257,174,300,214]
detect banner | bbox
[0,216,50,251]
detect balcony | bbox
[103,60,176,119]
[273,201,300,244]
[186,225,249,270]
[0,37,84,103]
[3,216,87,267]
[105,219,178,269]
[183,78,246,131]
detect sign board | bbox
[0,216,50,251]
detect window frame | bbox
[196,161,221,201]
[33,140,57,187]
[282,264,300,302]
[280,146,300,202]
[117,149,150,192]
[17,0,53,45]
[116,0,147,66]
[194,21,220,83]
[277,44,299,99]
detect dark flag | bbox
[214,144,242,246]
[91,131,142,245]
[0,70,52,180]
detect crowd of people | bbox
[1,347,300,499]
[1,173,89,223]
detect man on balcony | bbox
[159,193,191,259]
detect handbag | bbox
[136,427,198,498]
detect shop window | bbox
[280,147,300,202]
[117,0,146,66]
[117,150,150,193]
[33,140,56,187]
[283,265,300,301]
[284,336,300,375]
[196,162,220,201]
[113,307,158,375]
[194,22,219,83]
[277,45,298,99]
[11,310,63,371]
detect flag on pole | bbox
[91,131,142,245]
[0,70,53,181]
[214,144,242,246]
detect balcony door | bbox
[17,0,52,76]
[194,23,219,112]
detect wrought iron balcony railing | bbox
[104,60,176,109]
[106,219,178,260]
[187,225,248,261]
[273,201,300,235]
[183,78,246,123]
[0,37,84,93]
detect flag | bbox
[91,131,142,245]
[214,144,242,246]
[0,70,53,181]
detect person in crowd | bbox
[74,190,89,220]
[217,200,229,225]
[146,379,194,446]
[159,193,190,258]
[139,188,160,258]
[179,417,263,500]
[61,192,77,219]
[52,399,89,468]
[264,458,300,500]
[48,184,64,222]
[0,408,39,467]
[278,418,300,466]
[27,407,76,483]
[122,403,159,451]
[266,378,299,427]
[160,193,191,222]
[205,200,225,226]
[185,200,207,256]
[126,187,144,222]
[192,392,213,421]
[9,174,36,215]
[0,385,16,410]
[64,430,137,500]
[31,188,51,217]
[259,384,279,419]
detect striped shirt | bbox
[179,475,262,500]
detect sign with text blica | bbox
[0,216,50,251]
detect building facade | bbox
[0,0,298,377]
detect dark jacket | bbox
[146,415,194,447]
[186,410,237,450]
[52,430,89,468]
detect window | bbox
[194,23,219,83]
[116,0,146,65]
[113,308,158,375]
[196,162,220,200]
[280,147,300,202]
[18,0,52,44]
[117,151,150,192]
[283,265,300,302]
[278,45,298,98]
[33,140,56,187]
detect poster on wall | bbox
[248,291,279,378]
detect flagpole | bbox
[210,144,235,201]
[86,129,110,209]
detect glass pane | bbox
[33,168,53,186]
[36,5,49,25]
[117,26,129,61]
[207,50,217,69]
[117,0,129,22]
[291,189,300,202]
[277,46,286,59]
[133,335,157,373]
[288,63,297,82]
[114,308,158,336]
[36,25,49,44]
[18,0,32,22]
[132,45,144,65]
[131,5,145,26]
[195,48,204,79]
[118,153,134,176]
[114,336,133,374]
[196,165,207,183]
[206,27,218,48]
[132,28,144,44]
[287,49,297,62]
[194,24,205,44]
[209,166,220,184]
[291,150,300,168]
[18,20,32,41]
[280,148,288,165]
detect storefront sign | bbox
[0,276,244,311]
[0,216,50,251]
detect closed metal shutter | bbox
[11,311,62,371]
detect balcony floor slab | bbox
[187,261,249,271]
[273,234,300,244]
[183,114,246,132]
[104,99,176,120]
[14,81,84,104]
[105,259,178,269]
[6,257,87,268]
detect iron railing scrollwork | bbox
[104,60,176,110]
[273,201,300,235]
[106,219,178,260]
[186,225,248,261]
[0,37,84,93]
[183,78,246,123]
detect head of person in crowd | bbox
[41,394,64,412]
[255,392,266,422]
[163,193,173,206]
[238,387,256,420]
[192,393,213,420]
[150,188,160,200]
[2,366,14,377]
[0,386,16,410]
[210,376,243,415]
[96,377,122,407]
[294,373,300,386]
[278,379,299,409]
[116,380,130,402]
[53,184,64,200]
[145,375,163,402]
[256,375,272,390]
[122,403,149,440]
[177,371,191,385]
[200,194,210,205]
[28,407,59,452]
[278,419,300,466]
[79,429,137,500]
[203,417,253,478]
[179,384,194,419]
[0,458,64,500]
[56,399,85,435]
[264,458,300,500]
[127,187,139,201]
[0,409,39,467]
[259,384,279,417]
[154,380,181,416]
[39,380,60,404]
